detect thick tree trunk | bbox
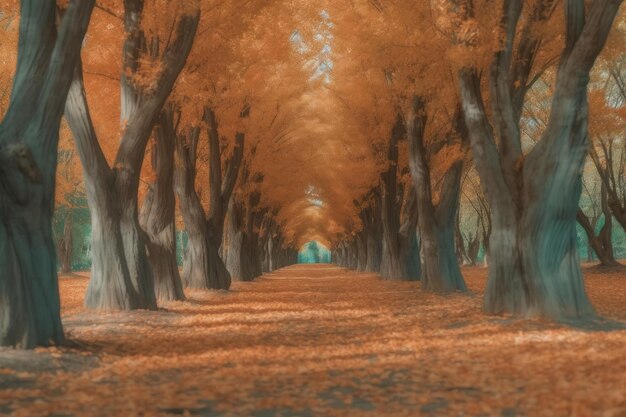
[66,65,157,310]
[380,116,418,280]
[203,108,245,289]
[174,127,217,289]
[65,5,199,309]
[207,235,231,289]
[457,0,621,320]
[139,105,184,302]
[225,199,244,280]
[239,237,257,281]
[407,98,467,293]
[225,194,263,282]
[362,191,383,272]
[0,0,94,348]
[176,106,245,290]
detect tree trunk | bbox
[203,107,245,289]
[174,127,217,289]
[380,115,418,280]
[58,210,73,274]
[457,0,621,320]
[576,183,619,267]
[225,199,244,280]
[66,64,156,310]
[139,105,185,302]
[363,191,383,272]
[239,237,257,281]
[407,97,467,293]
[0,0,94,348]
[65,5,199,309]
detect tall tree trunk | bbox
[204,107,245,289]
[174,127,215,289]
[65,5,199,309]
[225,192,262,282]
[407,98,467,293]
[364,191,383,273]
[139,105,185,302]
[175,107,245,290]
[457,0,621,320]
[66,62,156,310]
[58,210,73,274]
[0,0,94,348]
[380,115,418,280]
[225,198,244,281]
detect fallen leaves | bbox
[0,264,625,416]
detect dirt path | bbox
[1,265,625,416]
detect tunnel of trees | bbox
[0,0,625,351]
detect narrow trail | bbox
[1,265,625,416]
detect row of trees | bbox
[0,0,624,348]
[0,0,303,348]
[331,0,625,322]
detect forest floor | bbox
[1,265,625,417]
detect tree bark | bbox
[576,182,619,267]
[174,106,246,290]
[65,5,199,309]
[380,115,419,280]
[457,0,622,321]
[139,105,185,302]
[58,209,73,274]
[0,0,94,348]
[224,198,244,280]
[407,97,467,293]
[589,139,626,235]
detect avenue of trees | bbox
[0,0,624,348]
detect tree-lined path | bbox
[2,1,626,415]
[1,265,625,416]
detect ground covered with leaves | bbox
[1,264,625,416]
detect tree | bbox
[174,106,245,289]
[64,1,199,309]
[379,116,419,280]
[139,104,185,301]
[0,0,94,348]
[445,0,623,320]
[460,166,492,266]
[406,99,468,292]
